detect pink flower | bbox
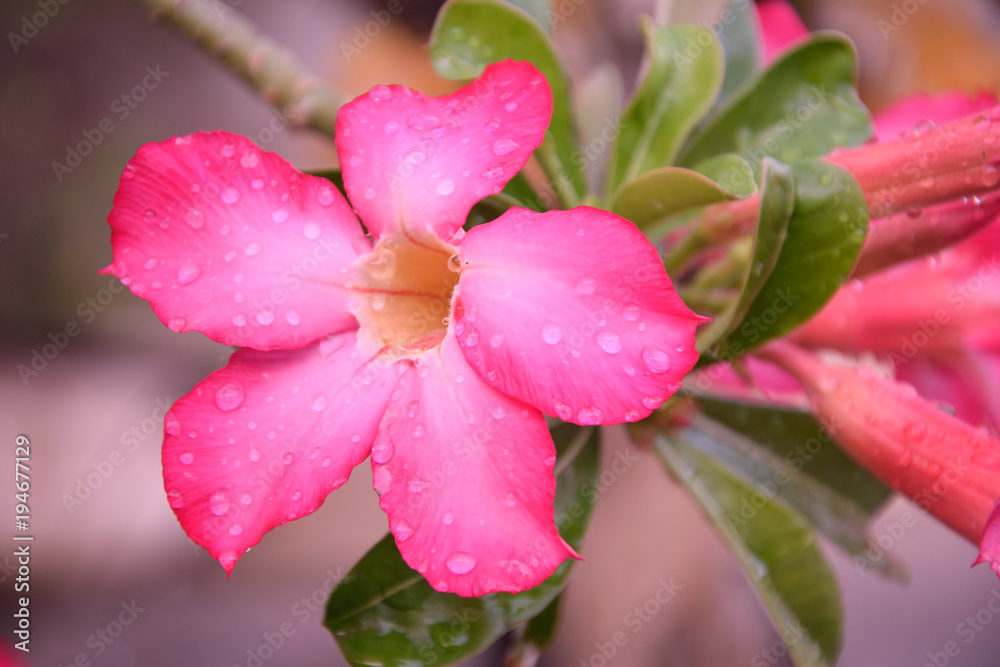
[794,93,1000,429]
[759,341,1000,574]
[754,0,810,64]
[102,61,703,596]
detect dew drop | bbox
[221,187,240,204]
[383,121,400,135]
[541,323,562,345]
[492,406,507,420]
[443,513,454,525]
[167,317,187,332]
[405,147,427,164]
[596,330,622,354]
[290,490,303,502]
[255,310,274,325]
[232,313,247,327]
[186,209,205,229]
[239,493,253,505]
[209,490,230,516]
[248,448,261,462]
[317,186,335,205]
[228,523,244,536]
[465,329,480,347]
[177,263,201,285]
[492,138,519,156]
[240,152,258,168]
[504,493,517,508]
[490,332,505,347]
[167,488,184,508]
[504,101,518,112]
[271,208,288,223]
[303,221,321,239]
[363,187,375,200]
[371,441,393,464]
[214,383,246,411]
[642,396,663,410]
[445,551,477,575]
[554,402,573,421]
[407,400,421,418]
[484,117,502,131]
[577,406,604,425]
[393,519,415,541]
[575,276,596,295]
[221,142,236,157]
[244,242,262,256]
[642,347,671,373]
[623,304,641,321]
[369,293,387,311]
[436,177,456,196]
[408,114,440,131]
[903,422,927,443]
[481,165,505,179]
[625,409,641,422]
[897,449,913,467]
[311,394,329,412]
[285,309,301,326]
[143,257,158,270]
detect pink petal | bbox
[335,60,552,243]
[162,330,398,574]
[755,0,810,64]
[372,334,577,597]
[874,91,999,141]
[974,499,1000,578]
[104,131,369,350]
[452,206,705,425]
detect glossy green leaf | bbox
[705,158,868,359]
[611,166,740,231]
[698,158,793,356]
[677,34,873,177]
[606,20,723,195]
[691,153,757,198]
[325,424,600,667]
[683,399,902,579]
[712,0,761,102]
[503,0,550,31]
[430,0,586,205]
[656,433,843,667]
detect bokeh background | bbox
[2,0,1000,665]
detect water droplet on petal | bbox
[504,101,518,112]
[642,347,671,373]
[248,447,261,462]
[490,332,505,347]
[481,165,505,179]
[625,409,641,422]
[642,396,663,410]
[903,422,926,443]
[214,382,245,411]
[167,488,184,508]
[436,177,456,196]
[303,221,321,239]
[285,309,301,326]
[228,523,244,536]
[179,451,194,465]
[446,551,477,575]
[405,147,427,164]
[290,490,303,502]
[553,402,573,420]
[541,323,562,345]
[596,330,622,354]
[383,121,399,135]
[408,114,440,131]
[221,187,240,204]
[492,138,519,156]
[177,263,201,285]
[271,208,288,223]
[577,406,604,425]
[186,209,205,229]
[371,441,393,464]
[244,242,261,256]
[311,394,329,412]
[623,304,641,321]
[897,449,913,467]
[575,276,596,295]
[363,187,375,200]
[168,317,187,332]
[443,512,454,525]
[317,186,335,205]
[255,310,274,325]
[232,313,247,327]
[504,493,517,508]
[393,519,415,541]
[239,493,253,505]
[209,490,230,516]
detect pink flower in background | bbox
[754,0,809,63]
[103,60,703,596]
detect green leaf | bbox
[606,20,723,195]
[430,0,587,205]
[690,153,757,198]
[705,158,868,359]
[677,34,873,177]
[325,424,600,667]
[698,158,793,355]
[503,0,550,31]
[713,0,761,102]
[683,399,903,579]
[656,433,843,667]
[611,166,740,232]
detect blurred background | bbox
[2,0,1000,665]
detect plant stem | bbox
[137,0,344,139]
